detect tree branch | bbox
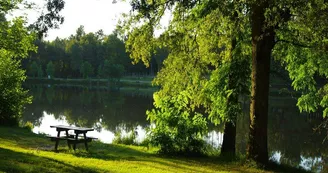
[275,39,313,48]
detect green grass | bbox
[0,127,308,173]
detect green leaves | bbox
[101,60,125,79]
[125,24,156,67]
[297,93,320,113]
[28,61,39,77]
[0,1,39,126]
[0,0,67,126]
[79,61,94,79]
[273,1,328,117]
[320,85,328,117]
[46,61,55,78]
[122,0,253,152]
[0,50,32,125]
[0,17,37,58]
[147,93,208,155]
[123,0,328,158]
[202,57,251,125]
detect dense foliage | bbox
[121,0,252,157]
[147,93,208,155]
[0,0,64,126]
[23,27,167,79]
[122,0,328,164]
[0,51,32,125]
[0,14,36,125]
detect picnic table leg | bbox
[83,133,88,151]
[65,130,71,149]
[55,131,61,151]
[73,132,78,150]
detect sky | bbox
[14,0,132,41]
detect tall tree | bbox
[122,0,328,164]
[37,66,44,77]
[28,61,39,77]
[80,61,94,78]
[75,25,85,41]
[46,61,55,78]
[0,0,64,125]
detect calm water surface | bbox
[22,85,327,172]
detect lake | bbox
[22,85,327,172]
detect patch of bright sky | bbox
[10,0,172,41]
[11,0,131,41]
[46,0,132,41]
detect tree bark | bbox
[221,38,238,157]
[221,117,236,157]
[247,3,276,165]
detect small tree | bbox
[147,92,208,155]
[46,61,55,78]
[102,59,111,78]
[102,59,125,79]
[37,66,43,77]
[97,65,103,78]
[110,64,125,79]
[0,51,32,125]
[0,0,64,126]
[80,61,94,79]
[28,61,38,77]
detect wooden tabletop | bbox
[50,125,94,132]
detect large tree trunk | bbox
[221,38,238,157]
[247,3,276,165]
[221,117,236,156]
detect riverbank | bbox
[25,76,297,96]
[25,76,154,88]
[0,127,308,173]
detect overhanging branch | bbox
[276,39,313,48]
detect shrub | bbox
[46,61,55,78]
[112,130,137,145]
[22,121,34,131]
[147,92,208,156]
[102,60,125,79]
[80,61,94,79]
[0,51,32,126]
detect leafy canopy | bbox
[0,0,65,125]
[121,0,328,154]
[0,3,37,125]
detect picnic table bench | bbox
[48,125,97,151]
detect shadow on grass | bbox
[73,142,153,161]
[72,144,219,172]
[74,143,311,173]
[0,147,98,173]
[0,127,51,149]
[71,143,249,172]
[0,127,312,173]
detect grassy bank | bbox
[0,127,307,173]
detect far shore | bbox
[25,76,155,88]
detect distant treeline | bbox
[22,26,168,79]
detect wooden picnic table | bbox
[49,125,96,151]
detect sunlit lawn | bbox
[0,127,305,173]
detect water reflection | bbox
[205,131,224,148]
[23,86,153,132]
[22,85,328,172]
[235,97,327,172]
